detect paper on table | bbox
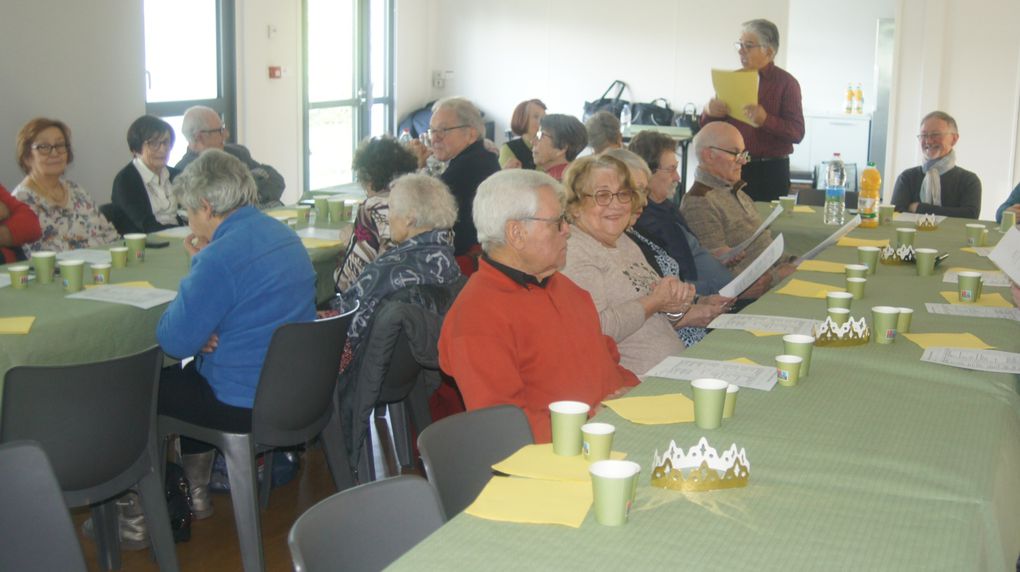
[711,69,759,126]
[795,215,863,263]
[793,205,815,213]
[719,234,784,298]
[962,246,993,257]
[0,316,35,334]
[942,268,1010,287]
[707,313,819,336]
[66,285,177,310]
[796,260,846,273]
[894,212,948,224]
[902,333,993,350]
[988,225,1020,285]
[775,279,843,299]
[464,476,592,528]
[492,444,627,482]
[719,206,782,264]
[925,303,1020,321]
[56,249,112,265]
[835,236,888,248]
[301,237,343,249]
[155,226,191,238]
[749,331,784,337]
[296,227,343,241]
[921,347,1020,374]
[603,394,695,425]
[85,280,154,290]
[267,209,299,219]
[644,356,777,391]
[727,357,759,365]
[938,291,1013,307]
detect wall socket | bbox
[432,70,445,89]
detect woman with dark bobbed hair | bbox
[499,98,546,170]
[111,114,183,234]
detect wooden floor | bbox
[72,413,410,572]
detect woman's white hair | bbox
[432,97,485,139]
[473,170,564,252]
[388,173,458,230]
[742,19,780,54]
[173,149,257,216]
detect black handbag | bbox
[583,80,630,121]
[673,102,700,135]
[632,98,674,126]
[165,462,192,543]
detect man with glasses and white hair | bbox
[176,105,286,208]
[438,170,637,442]
[891,110,981,219]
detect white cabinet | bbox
[791,113,871,188]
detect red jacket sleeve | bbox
[0,185,42,245]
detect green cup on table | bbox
[775,355,802,387]
[965,224,985,246]
[314,197,329,223]
[327,197,344,224]
[124,233,146,264]
[723,384,739,418]
[31,250,56,284]
[914,248,938,277]
[896,227,916,248]
[1000,210,1016,233]
[582,422,615,462]
[7,265,29,289]
[844,264,868,279]
[549,401,589,456]
[782,334,815,378]
[90,263,111,285]
[691,378,728,429]
[957,271,983,303]
[826,291,853,310]
[344,199,359,222]
[857,246,880,275]
[879,204,895,224]
[845,277,866,299]
[827,307,850,325]
[779,196,796,216]
[589,460,641,526]
[871,306,900,344]
[896,307,914,333]
[57,259,84,293]
[295,205,311,228]
[109,247,129,269]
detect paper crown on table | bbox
[915,213,939,231]
[880,244,915,265]
[650,437,750,492]
[813,316,870,346]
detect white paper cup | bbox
[549,400,590,456]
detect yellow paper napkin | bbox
[603,393,694,424]
[938,291,1013,308]
[797,260,846,273]
[775,279,844,299]
[268,209,299,219]
[902,333,993,350]
[301,237,343,249]
[749,331,784,337]
[960,247,979,254]
[837,237,890,248]
[793,205,815,213]
[464,476,592,528]
[492,444,626,482]
[85,280,155,290]
[0,316,35,334]
[728,357,759,365]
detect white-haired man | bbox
[438,170,637,442]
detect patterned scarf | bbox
[920,149,956,207]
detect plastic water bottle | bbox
[398,128,413,146]
[824,153,847,225]
[859,162,881,228]
[620,104,632,130]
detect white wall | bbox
[0,0,145,203]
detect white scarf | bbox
[920,150,956,207]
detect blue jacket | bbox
[157,206,316,407]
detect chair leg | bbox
[388,402,413,468]
[92,501,121,571]
[358,433,376,483]
[320,414,355,491]
[136,469,180,572]
[258,451,273,509]
[221,438,265,572]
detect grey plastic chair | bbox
[0,346,179,571]
[417,404,533,518]
[159,308,356,572]
[288,475,444,572]
[0,441,88,572]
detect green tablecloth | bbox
[391,217,1020,570]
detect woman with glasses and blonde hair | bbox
[13,118,119,254]
[111,114,183,234]
[561,155,696,374]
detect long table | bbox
[391,215,1020,570]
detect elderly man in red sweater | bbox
[0,183,42,263]
[439,169,638,442]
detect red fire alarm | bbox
[268,66,282,79]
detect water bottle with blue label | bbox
[824,153,847,225]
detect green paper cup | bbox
[857,246,880,275]
[871,306,900,344]
[344,199,359,222]
[775,355,802,387]
[826,291,853,310]
[7,265,29,289]
[782,334,815,378]
[124,233,146,264]
[957,271,982,303]
[844,264,868,279]
[723,384,739,418]
[879,204,895,224]
[1000,211,1016,233]
[327,197,344,224]
[582,422,615,462]
[896,307,914,333]
[31,251,56,284]
[589,460,641,526]
[965,223,985,246]
[827,307,851,325]
[914,248,938,277]
[549,401,589,456]
[845,277,866,299]
[90,263,111,285]
[109,247,129,269]
[314,197,329,222]
[295,205,311,228]
[779,196,796,216]
[896,227,916,247]
[981,228,989,246]
[58,259,84,293]
[691,378,728,429]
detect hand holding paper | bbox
[711,69,759,126]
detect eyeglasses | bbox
[199,127,227,136]
[520,214,568,230]
[734,41,763,52]
[585,189,635,206]
[428,125,469,138]
[917,132,952,141]
[31,142,70,155]
[655,164,679,174]
[710,146,750,162]
[144,138,172,150]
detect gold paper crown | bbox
[650,437,750,492]
[880,244,915,265]
[813,316,870,346]
[915,213,938,231]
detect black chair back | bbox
[99,202,130,235]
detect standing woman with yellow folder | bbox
[702,19,804,203]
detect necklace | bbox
[28,175,68,206]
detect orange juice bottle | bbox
[859,162,881,228]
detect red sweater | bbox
[0,184,41,263]
[439,259,639,442]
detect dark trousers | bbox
[158,361,252,454]
[741,157,791,202]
